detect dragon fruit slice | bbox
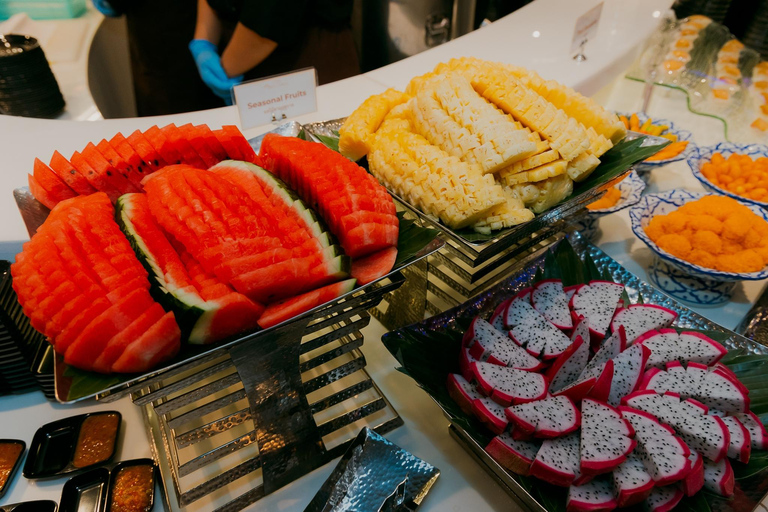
[682,451,704,496]
[580,327,627,382]
[588,360,615,402]
[566,477,617,512]
[702,457,735,497]
[580,399,636,475]
[472,397,509,434]
[643,485,683,512]
[532,279,573,330]
[733,411,768,450]
[490,298,512,331]
[506,395,580,439]
[464,317,544,371]
[470,362,549,406]
[530,432,581,487]
[459,347,478,381]
[607,344,651,406]
[486,432,541,475]
[507,301,573,360]
[720,415,751,463]
[569,280,624,342]
[610,304,677,344]
[447,373,482,415]
[637,329,727,369]
[547,335,590,393]
[500,288,533,328]
[553,376,597,402]
[612,453,655,508]
[620,407,692,486]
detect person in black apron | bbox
[189,0,359,103]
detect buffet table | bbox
[4,0,766,510]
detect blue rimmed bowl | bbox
[573,170,647,240]
[617,112,695,171]
[688,142,768,210]
[630,189,768,305]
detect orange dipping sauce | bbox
[0,442,23,489]
[110,465,154,512]
[72,413,120,468]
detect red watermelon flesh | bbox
[92,303,166,373]
[111,312,180,373]
[344,223,399,258]
[161,124,207,168]
[70,151,122,202]
[109,133,153,177]
[27,175,57,209]
[180,123,218,167]
[33,158,76,202]
[195,124,228,161]
[222,125,257,162]
[55,298,112,353]
[49,151,97,195]
[143,126,183,165]
[213,128,244,160]
[97,139,144,189]
[126,130,169,170]
[350,246,398,285]
[82,142,140,194]
[257,278,357,329]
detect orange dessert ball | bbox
[700,152,768,203]
[644,195,768,273]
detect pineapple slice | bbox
[511,173,574,213]
[472,186,534,234]
[500,159,567,186]
[338,88,410,161]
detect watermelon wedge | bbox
[222,125,258,162]
[180,123,218,167]
[33,158,76,202]
[27,174,58,210]
[96,139,144,189]
[350,246,398,285]
[70,151,122,202]
[161,123,207,168]
[49,150,97,195]
[82,142,140,194]
[109,133,154,177]
[213,128,244,160]
[116,193,264,344]
[143,126,183,165]
[258,279,356,329]
[126,129,170,169]
[195,124,228,161]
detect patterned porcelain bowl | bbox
[688,142,768,210]
[630,189,768,305]
[617,112,695,171]
[573,170,646,240]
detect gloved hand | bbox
[189,39,243,105]
[92,0,119,17]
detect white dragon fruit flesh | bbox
[733,411,768,450]
[532,279,573,330]
[580,399,636,476]
[610,304,677,344]
[470,362,548,406]
[702,457,735,497]
[463,317,543,371]
[720,415,752,463]
[643,485,683,512]
[620,407,692,486]
[607,344,650,406]
[485,432,541,476]
[499,288,533,328]
[471,396,508,435]
[566,477,617,512]
[547,335,590,393]
[530,432,581,487]
[505,395,580,439]
[507,301,572,360]
[569,280,624,342]
[612,453,655,508]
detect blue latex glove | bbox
[92,0,119,17]
[189,39,243,105]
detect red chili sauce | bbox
[110,465,154,512]
[73,413,119,468]
[0,442,23,489]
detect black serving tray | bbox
[0,500,57,512]
[0,439,25,500]
[59,459,156,512]
[23,411,121,479]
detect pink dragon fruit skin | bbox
[588,360,614,403]
[472,397,508,435]
[580,399,636,475]
[553,376,597,402]
[569,280,625,343]
[702,457,735,497]
[459,347,478,381]
[612,453,655,508]
[485,432,541,476]
[682,451,704,497]
[644,485,684,512]
[547,335,590,393]
[505,401,538,436]
[447,373,482,415]
[720,415,752,463]
[532,279,573,330]
[733,411,768,450]
[566,477,618,512]
[506,395,580,439]
[620,407,692,486]
[530,432,581,487]
[610,304,678,344]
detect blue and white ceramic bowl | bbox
[688,142,768,210]
[573,171,647,240]
[618,112,695,171]
[630,189,768,305]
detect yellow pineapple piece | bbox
[472,186,534,233]
[511,173,574,213]
[339,88,410,161]
[501,159,567,186]
[567,152,601,182]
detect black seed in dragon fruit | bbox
[530,432,581,487]
[447,373,482,415]
[702,457,735,497]
[720,415,751,463]
[732,411,768,450]
[464,317,543,371]
[566,476,617,512]
[682,451,704,496]
[612,453,655,508]
[569,280,624,344]
[643,485,683,512]
[505,395,580,439]
[485,432,541,476]
[620,407,692,486]
[580,399,636,476]
[532,279,573,330]
[547,335,590,393]
[610,304,677,345]
[607,344,651,406]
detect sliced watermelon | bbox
[143,126,183,165]
[109,132,154,178]
[82,142,140,194]
[257,278,356,329]
[258,134,398,259]
[117,193,264,344]
[222,125,258,162]
[49,151,97,195]
[195,124,228,161]
[27,174,57,209]
[92,303,166,372]
[213,128,244,160]
[350,246,397,285]
[126,129,170,170]
[180,123,218,167]
[33,158,77,202]
[111,311,181,374]
[161,124,207,168]
[96,139,144,189]
[70,151,122,202]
